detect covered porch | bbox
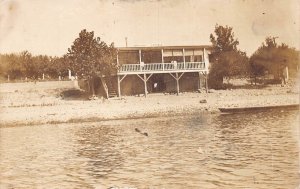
[116,45,211,97]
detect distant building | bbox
[114,45,212,97]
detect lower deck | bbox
[117,71,208,97]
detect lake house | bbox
[115,45,212,97]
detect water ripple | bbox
[0,110,299,188]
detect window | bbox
[185,56,191,62]
[194,55,203,62]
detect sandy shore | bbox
[0,80,299,127]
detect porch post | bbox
[183,48,185,69]
[161,49,164,71]
[176,72,179,95]
[205,72,208,93]
[192,49,195,62]
[203,48,205,63]
[139,49,142,64]
[203,48,208,93]
[117,75,121,97]
[144,73,147,97]
[198,72,201,90]
[203,48,206,69]
[117,52,119,66]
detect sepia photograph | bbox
[0,0,299,188]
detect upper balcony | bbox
[118,62,206,75]
[116,45,211,75]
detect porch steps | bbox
[106,79,118,98]
[108,90,117,98]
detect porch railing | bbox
[119,62,205,73]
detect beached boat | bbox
[219,104,299,113]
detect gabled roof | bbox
[117,45,212,51]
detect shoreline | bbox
[0,81,299,127]
[0,109,210,128]
[2,104,299,128]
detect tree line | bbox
[0,27,299,89]
[0,29,117,82]
[208,24,299,88]
[0,51,69,81]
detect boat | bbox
[219,104,299,113]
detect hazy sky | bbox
[0,0,299,56]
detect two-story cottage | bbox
[115,45,212,97]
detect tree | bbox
[32,55,50,79]
[49,56,69,79]
[66,29,117,77]
[66,29,117,94]
[210,25,239,53]
[3,52,27,80]
[208,24,249,89]
[250,37,299,84]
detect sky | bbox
[0,0,299,56]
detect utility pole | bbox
[125,37,128,47]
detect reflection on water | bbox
[0,110,299,188]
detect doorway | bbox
[149,74,166,93]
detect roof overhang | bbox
[117,45,212,51]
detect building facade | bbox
[116,45,212,97]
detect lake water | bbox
[0,110,299,189]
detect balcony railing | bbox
[119,62,205,73]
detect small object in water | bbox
[253,176,258,184]
[197,147,205,154]
[135,128,148,136]
[200,99,207,103]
